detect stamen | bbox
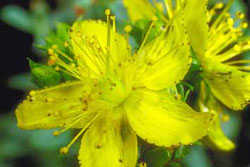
[105,9,112,71]
[52,111,91,137]
[110,15,116,33]
[226,59,250,65]
[236,11,245,19]
[124,25,132,33]
[138,16,158,54]
[227,18,234,26]
[124,25,132,47]
[48,48,54,55]
[215,2,224,9]
[164,0,173,18]
[211,0,234,30]
[241,22,248,29]
[52,45,58,49]
[105,9,111,48]
[48,59,56,66]
[60,147,69,154]
[59,113,99,154]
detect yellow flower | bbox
[15,10,213,167]
[123,0,250,152]
[198,81,235,151]
[123,0,209,56]
[200,1,250,110]
[196,2,250,151]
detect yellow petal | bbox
[138,13,191,90]
[205,116,235,151]
[78,110,137,167]
[184,0,209,56]
[198,83,235,151]
[15,81,96,129]
[123,0,155,23]
[124,90,214,147]
[203,60,250,110]
[70,20,128,77]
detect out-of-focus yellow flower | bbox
[15,9,213,167]
[123,0,209,56]
[200,1,250,111]
[196,1,250,151]
[198,81,235,151]
[123,0,250,152]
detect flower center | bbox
[97,75,130,107]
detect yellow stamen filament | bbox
[124,25,132,47]
[210,0,234,30]
[105,9,112,71]
[138,16,158,54]
[110,16,116,33]
[207,3,250,65]
[59,113,99,154]
[164,0,173,18]
[226,59,250,65]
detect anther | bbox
[233,44,241,52]
[236,11,245,19]
[105,9,111,16]
[53,131,60,136]
[124,25,132,33]
[48,48,54,55]
[48,59,56,66]
[52,45,58,49]
[139,162,147,167]
[71,63,76,68]
[110,15,116,32]
[151,15,158,22]
[241,22,248,29]
[215,2,224,9]
[59,147,69,154]
[227,18,234,26]
[55,66,60,71]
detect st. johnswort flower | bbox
[123,0,250,152]
[15,9,213,167]
[196,1,250,151]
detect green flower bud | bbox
[29,59,62,88]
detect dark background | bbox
[1,0,250,167]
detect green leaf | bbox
[173,145,189,160]
[0,5,33,33]
[29,59,62,88]
[144,148,172,167]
